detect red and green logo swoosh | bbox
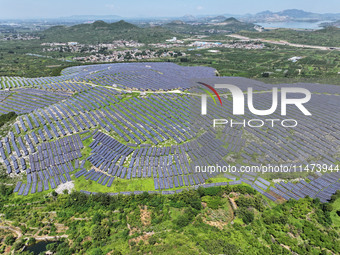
[197,82,223,106]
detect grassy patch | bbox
[73,175,156,193]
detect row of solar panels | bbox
[14,172,72,196]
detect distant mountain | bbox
[174,10,340,24]
[59,15,122,22]
[156,10,340,24]
[163,17,255,34]
[244,9,340,22]
[41,20,180,44]
[320,20,340,28]
[168,20,186,25]
[90,20,137,29]
[208,16,227,23]
[224,17,240,23]
[277,9,316,19]
[179,15,196,22]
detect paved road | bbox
[228,34,340,51]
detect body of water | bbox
[26,241,60,254]
[255,21,331,30]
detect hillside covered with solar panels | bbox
[1,62,340,204]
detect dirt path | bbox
[0,183,14,186]
[0,225,22,238]
[229,197,238,211]
[34,235,68,241]
[0,220,68,241]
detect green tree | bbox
[4,235,15,245]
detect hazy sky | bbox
[0,0,339,19]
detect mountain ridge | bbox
[41,20,178,44]
[243,9,340,22]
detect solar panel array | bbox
[0,74,91,91]
[2,63,340,202]
[61,62,217,91]
[270,172,340,203]
[0,88,73,115]
[12,133,82,195]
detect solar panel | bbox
[107,177,114,187]
[14,181,22,193]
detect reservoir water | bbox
[26,241,60,254]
